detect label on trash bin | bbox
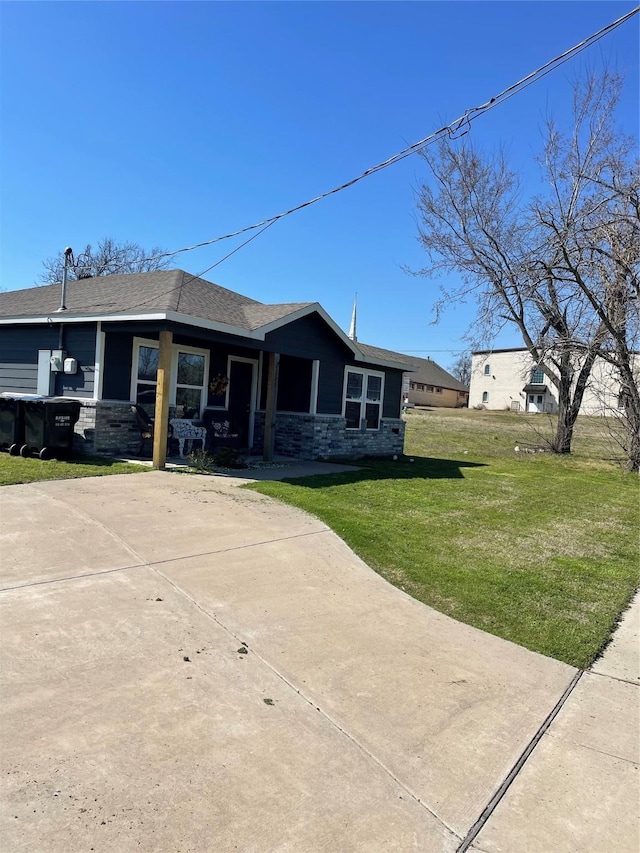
[55,415,71,427]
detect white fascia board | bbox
[0,310,256,340]
[0,312,169,325]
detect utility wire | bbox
[140,6,638,268]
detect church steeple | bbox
[348,293,357,342]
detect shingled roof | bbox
[0,270,312,331]
[357,344,467,391]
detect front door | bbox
[228,359,256,448]
[527,393,544,413]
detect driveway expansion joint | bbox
[148,526,332,568]
[0,562,147,593]
[587,669,640,688]
[456,668,584,853]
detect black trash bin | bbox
[21,398,81,460]
[0,396,25,455]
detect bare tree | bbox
[534,72,640,470]
[412,71,638,463]
[449,351,472,386]
[39,237,170,284]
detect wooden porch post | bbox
[153,330,173,469]
[263,352,280,461]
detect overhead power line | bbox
[139,6,638,270]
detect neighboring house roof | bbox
[0,270,411,371]
[358,344,468,391]
[356,343,417,371]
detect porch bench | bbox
[169,418,208,457]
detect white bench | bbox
[169,418,208,457]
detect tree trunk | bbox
[618,365,640,474]
[550,349,600,455]
[552,368,575,454]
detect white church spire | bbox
[348,293,358,342]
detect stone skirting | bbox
[252,411,405,460]
[74,402,406,460]
[73,400,142,456]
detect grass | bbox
[0,453,149,486]
[248,408,639,668]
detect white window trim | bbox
[130,337,210,417]
[94,321,105,401]
[310,359,319,415]
[342,366,385,431]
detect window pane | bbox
[531,368,544,384]
[346,372,363,400]
[345,400,361,429]
[367,375,382,401]
[365,402,380,430]
[176,387,202,418]
[177,352,205,386]
[138,346,158,382]
[136,384,156,416]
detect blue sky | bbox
[1,1,638,368]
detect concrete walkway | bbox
[1,470,637,852]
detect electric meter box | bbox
[63,357,78,375]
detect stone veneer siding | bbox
[73,400,143,456]
[252,411,405,460]
[73,403,406,460]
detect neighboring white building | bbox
[469,348,636,416]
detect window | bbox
[175,351,206,418]
[484,364,491,375]
[131,338,209,419]
[531,366,545,384]
[426,384,434,393]
[135,344,160,416]
[435,387,442,394]
[482,391,489,403]
[343,368,384,430]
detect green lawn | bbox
[0,453,149,486]
[248,408,639,668]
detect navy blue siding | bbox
[55,324,97,398]
[0,326,56,393]
[103,331,136,400]
[265,315,353,415]
[0,324,96,397]
[265,315,404,418]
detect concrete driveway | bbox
[1,470,638,852]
